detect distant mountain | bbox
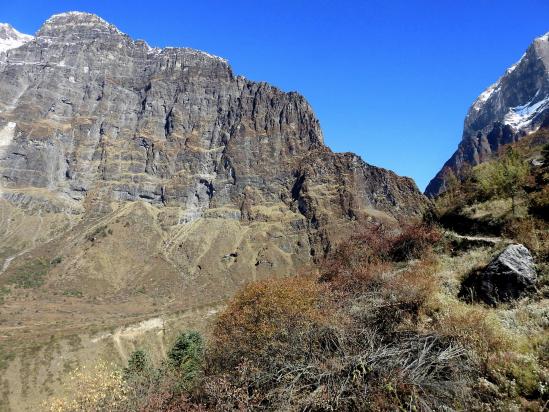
[0,23,33,53]
[426,32,549,197]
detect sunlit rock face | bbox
[426,33,549,197]
[0,12,427,298]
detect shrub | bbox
[125,370,207,412]
[122,334,205,411]
[208,312,472,411]
[487,352,548,399]
[321,223,394,281]
[138,391,207,412]
[528,185,549,219]
[62,289,83,298]
[434,303,514,359]
[168,331,204,388]
[50,256,63,266]
[209,276,327,371]
[124,349,150,379]
[503,217,549,259]
[322,222,441,283]
[389,223,442,261]
[336,258,439,336]
[44,361,127,412]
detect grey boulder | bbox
[460,244,537,305]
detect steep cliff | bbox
[0,12,426,261]
[426,32,549,197]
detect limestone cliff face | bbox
[426,32,549,197]
[0,11,428,307]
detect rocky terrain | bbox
[426,32,549,197]
[0,12,428,410]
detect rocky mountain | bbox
[0,12,427,409]
[0,12,426,266]
[426,32,549,197]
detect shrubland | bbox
[43,216,548,410]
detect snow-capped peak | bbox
[0,23,33,53]
[536,32,549,42]
[469,51,528,114]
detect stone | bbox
[460,244,537,305]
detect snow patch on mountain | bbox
[469,50,529,115]
[537,32,549,42]
[0,23,33,53]
[473,83,498,110]
[504,94,549,130]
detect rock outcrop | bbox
[460,244,537,305]
[426,33,549,197]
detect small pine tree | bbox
[124,349,149,379]
[167,331,204,385]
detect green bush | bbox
[62,289,83,298]
[474,147,529,214]
[168,331,204,386]
[124,349,150,379]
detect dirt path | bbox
[0,249,28,274]
[450,232,506,244]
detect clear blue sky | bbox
[2,1,548,191]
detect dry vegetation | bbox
[42,217,548,411]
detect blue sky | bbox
[1,1,548,191]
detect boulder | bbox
[460,244,537,305]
